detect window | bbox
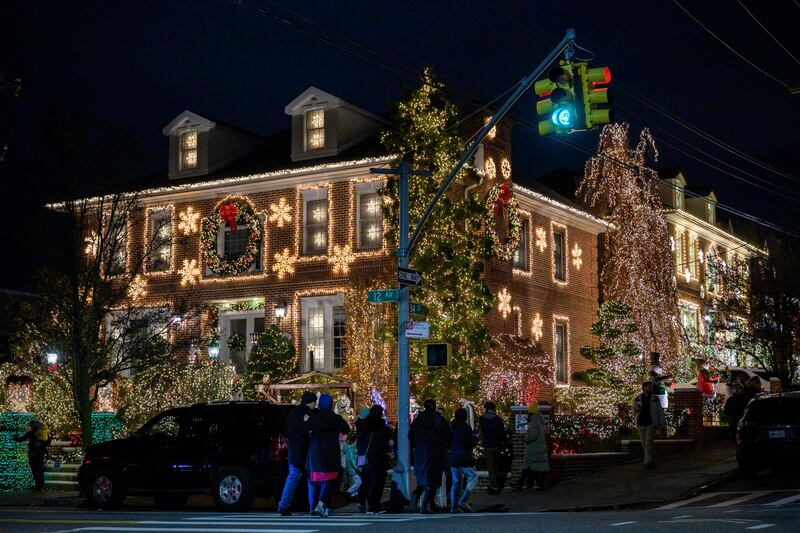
[217,308,265,373]
[333,306,346,369]
[149,209,171,272]
[180,131,198,170]
[305,109,325,150]
[555,323,566,383]
[219,218,262,271]
[553,229,565,282]
[674,230,683,274]
[145,412,183,441]
[674,185,684,210]
[301,295,346,372]
[358,192,383,249]
[304,197,328,255]
[307,307,325,370]
[681,305,698,342]
[514,219,529,270]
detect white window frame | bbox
[552,228,566,282]
[674,184,684,210]
[148,208,172,273]
[356,181,383,250]
[514,218,530,271]
[179,130,198,171]
[302,188,329,255]
[218,309,266,373]
[211,215,263,274]
[300,294,345,372]
[553,316,570,385]
[304,108,325,151]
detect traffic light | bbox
[576,64,613,129]
[424,342,450,368]
[534,61,578,136]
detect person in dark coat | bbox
[479,401,507,494]
[356,404,394,514]
[306,393,351,517]
[277,391,316,516]
[14,420,51,491]
[408,398,451,514]
[723,384,749,440]
[449,408,478,513]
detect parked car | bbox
[673,367,773,401]
[736,392,800,475]
[78,401,297,511]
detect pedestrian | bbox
[743,375,762,402]
[342,433,361,498]
[409,398,451,513]
[449,408,478,513]
[723,384,748,440]
[14,419,51,491]
[633,381,666,468]
[479,401,508,494]
[277,391,317,516]
[436,407,452,510]
[513,403,549,491]
[357,404,394,514]
[306,393,351,518]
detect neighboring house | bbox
[0,289,37,365]
[79,86,608,410]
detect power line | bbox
[671,0,788,87]
[736,0,800,66]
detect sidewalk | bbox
[0,490,82,507]
[469,439,738,512]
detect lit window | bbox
[149,209,171,272]
[681,306,698,342]
[220,218,262,271]
[108,218,127,276]
[301,295,345,372]
[333,306,346,369]
[306,109,325,150]
[513,219,529,270]
[555,323,566,383]
[358,192,383,249]
[307,307,325,371]
[688,234,698,279]
[180,131,198,170]
[674,230,684,274]
[304,197,328,255]
[553,230,565,281]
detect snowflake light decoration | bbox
[179,258,200,286]
[485,158,496,180]
[535,226,548,252]
[532,312,543,341]
[329,244,355,275]
[497,287,512,319]
[367,224,381,241]
[178,206,200,235]
[485,116,497,139]
[268,197,293,228]
[272,248,295,279]
[311,205,326,222]
[571,242,583,270]
[127,275,147,303]
[501,158,512,180]
[314,232,326,248]
[84,231,99,257]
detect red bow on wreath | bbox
[219,202,238,233]
[493,180,514,217]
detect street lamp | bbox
[45,352,58,365]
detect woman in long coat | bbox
[306,393,351,517]
[513,403,549,491]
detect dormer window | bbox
[180,131,198,170]
[306,109,325,150]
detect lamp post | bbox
[45,352,58,377]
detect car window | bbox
[185,412,222,444]
[146,413,183,440]
[220,408,269,445]
[743,398,800,424]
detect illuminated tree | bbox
[242,325,297,400]
[578,123,683,375]
[381,71,494,400]
[578,301,642,385]
[478,334,553,409]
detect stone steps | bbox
[45,462,80,491]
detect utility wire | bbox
[671,0,788,87]
[736,0,800,66]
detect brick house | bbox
[106,87,608,413]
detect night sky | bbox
[1,1,798,291]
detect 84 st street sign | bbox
[397,266,423,287]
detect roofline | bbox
[666,209,766,256]
[512,182,610,233]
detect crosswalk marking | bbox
[655,493,720,510]
[142,520,368,527]
[707,491,771,508]
[58,529,316,533]
[657,490,800,510]
[764,493,800,507]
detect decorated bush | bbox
[478,334,553,409]
[242,325,297,400]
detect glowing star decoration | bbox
[272,248,295,279]
[329,244,355,275]
[127,275,147,303]
[571,242,583,270]
[268,197,293,228]
[532,312,543,341]
[535,227,548,252]
[485,116,497,140]
[497,287,512,319]
[179,258,200,286]
[84,231,99,257]
[485,158,496,180]
[501,158,512,180]
[178,207,200,235]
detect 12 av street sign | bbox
[368,289,399,303]
[405,320,430,339]
[397,266,423,287]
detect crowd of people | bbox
[278,393,550,517]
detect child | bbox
[342,433,361,498]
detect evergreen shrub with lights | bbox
[242,325,296,400]
[478,334,553,410]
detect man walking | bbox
[409,399,451,513]
[449,408,478,513]
[14,419,51,491]
[277,391,317,516]
[479,401,507,494]
[634,381,665,468]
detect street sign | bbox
[397,266,423,287]
[368,289,399,303]
[405,320,430,339]
[409,302,426,315]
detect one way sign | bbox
[397,266,423,287]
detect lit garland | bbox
[329,244,355,275]
[535,226,547,253]
[178,258,200,286]
[571,242,583,270]
[178,206,200,236]
[272,248,296,279]
[497,287,512,319]
[478,334,554,408]
[484,183,522,261]
[578,123,683,372]
[268,197,293,228]
[201,196,263,275]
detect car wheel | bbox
[212,466,254,512]
[86,467,125,510]
[153,493,190,509]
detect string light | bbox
[272,248,296,279]
[532,312,543,341]
[268,197,293,228]
[497,287,512,319]
[535,226,548,253]
[178,206,200,235]
[478,334,554,407]
[500,158,512,180]
[84,231,99,257]
[179,258,200,286]
[484,116,497,140]
[127,275,147,303]
[571,242,583,270]
[485,158,496,180]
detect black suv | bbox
[78,401,296,511]
[736,392,800,475]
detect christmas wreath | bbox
[484,181,521,260]
[201,196,263,275]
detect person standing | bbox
[513,404,549,491]
[357,404,394,514]
[723,384,749,440]
[449,408,478,513]
[479,401,507,494]
[306,393,351,517]
[409,399,451,514]
[14,420,51,491]
[633,381,665,468]
[277,391,316,516]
